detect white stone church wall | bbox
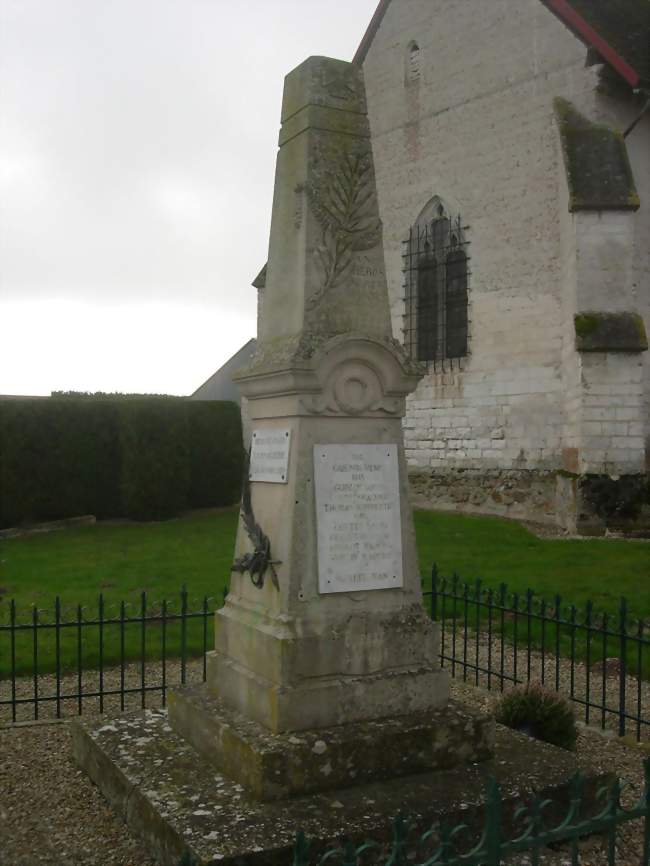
[363,0,649,524]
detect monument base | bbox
[206,649,450,734]
[72,708,610,866]
[167,684,493,800]
[209,601,450,733]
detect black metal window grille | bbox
[403,209,470,366]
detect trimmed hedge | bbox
[119,400,190,521]
[188,400,243,509]
[0,398,242,528]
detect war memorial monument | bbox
[73,56,604,865]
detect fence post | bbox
[180,584,188,685]
[618,596,628,738]
[554,593,561,692]
[202,595,209,682]
[499,583,506,692]
[639,756,650,863]
[98,593,105,714]
[140,591,147,709]
[10,599,17,723]
[292,831,310,866]
[474,578,482,687]
[484,777,503,865]
[76,602,83,716]
[32,605,39,721]
[119,600,126,712]
[585,599,593,726]
[607,778,621,864]
[55,596,61,719]
[526,589,533,683]
[431,563,438,621]
[389,816,409,866]
[161,598,168,706]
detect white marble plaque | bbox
[314,444,403,594]
[249,429,291,483]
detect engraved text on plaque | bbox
[249,429,291,483]
[314,444,403,594]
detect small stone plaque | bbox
[314,444,403,594]
[249,429,291,483]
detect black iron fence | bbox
[0,587,221,723]
[426,565,650,741]
[1,572,648,741]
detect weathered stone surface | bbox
[408,467,559,525]
[168,685,493,800]
[211,56,447,734]
[355,3,649,531]
[574,311,648,353]
[72,708,612,866]
[208,586,447,732]
[576,473,650,536]
[256,56,391,350]
[555,98,640,212]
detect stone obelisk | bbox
[201,56,449,733]
[72,58,605,865]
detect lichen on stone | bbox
[574,314,599,339]
[574,311,648,352]
[554,98,640,212]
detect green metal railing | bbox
[291,760,650,866]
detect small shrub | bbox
[494,683,577,751]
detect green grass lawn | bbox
[0,508,237,611]
[0,508,238,676]
[414,511,650,617]
[1,508,648,676]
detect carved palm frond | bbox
[299,149,382,307]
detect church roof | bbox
[541,0,649,87]
[252,263,267,289]
[354,0,649,88]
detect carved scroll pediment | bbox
[301,360,401,417]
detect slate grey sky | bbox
[0,0,378,395]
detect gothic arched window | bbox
[403,200,469,364]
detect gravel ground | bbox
[0,656,648,866]
[438,627,650,740]
[3,630,647,738]
[0,658,207,725]
[0,721,156,866]
[451,680,648,866]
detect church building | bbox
[253,0,650,534]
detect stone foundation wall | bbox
[408,468,559,526]
[409,467,650,535]
[576,473,650,536]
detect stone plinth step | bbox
[71,708,610,866]
[167,685,493,800]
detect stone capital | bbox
[234,333,423,420]
[281,56,367,123]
